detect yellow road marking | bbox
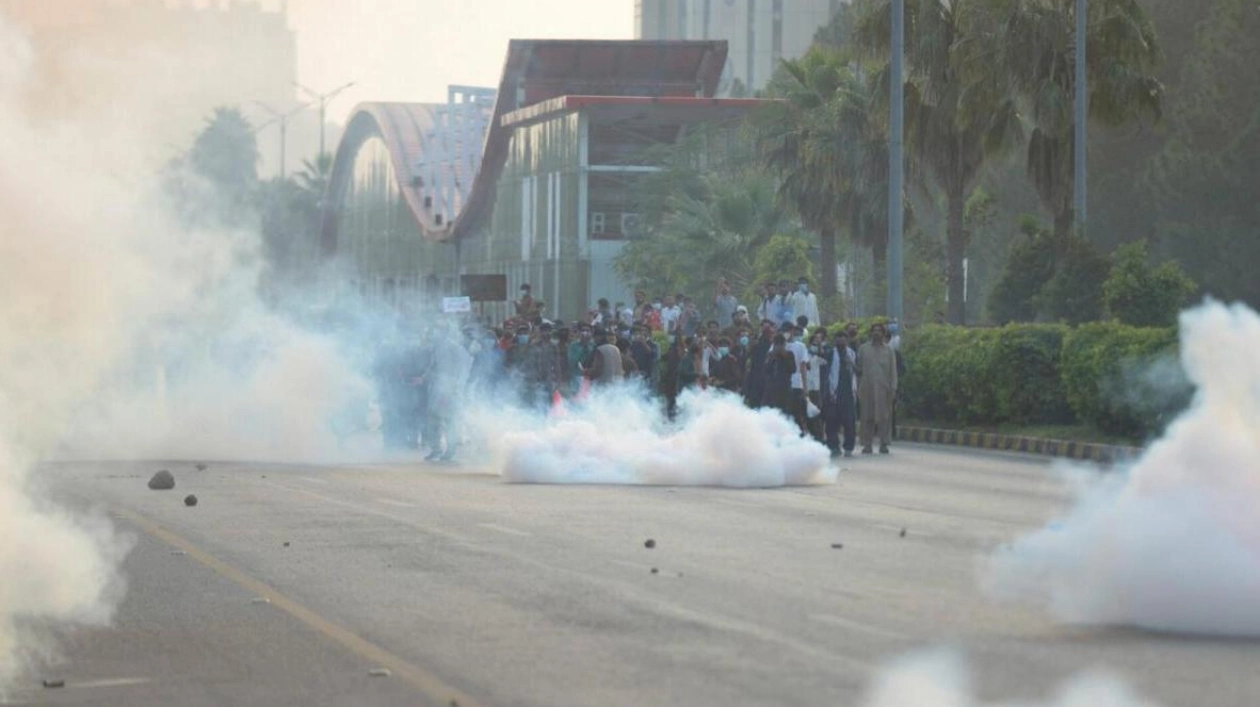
[115,508,487,707]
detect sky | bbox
[284,0,635,121]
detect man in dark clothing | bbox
[523,323,562,410]
[709,337,744,394]
[743,320,776,408]
[823,331,858,458]
[587,328,624,386]
[659,334,684,420]
[628,326,658,383]
[762,333,796,417]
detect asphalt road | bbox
[9,445,1258,706]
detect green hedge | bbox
[1059,322,1188,439]
[900,321,1185,440]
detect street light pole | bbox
[295,80,356,157]
[253,101,312,179]
[888,0,905,322]
[1074,0,1088,238]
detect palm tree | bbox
[985,0,1162,241]
[294,152,334,205]
[855,0,1022,324]
[758,47,893,305]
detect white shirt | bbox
[807,351,825,392]
[786,340,809,389]
[788,290,820,327]
[660,305,682,333]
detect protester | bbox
[714,278,739,329]
[824,330,858,458]
[761,333,796,417]
[805,328,827,442]
[709,336,743,394]
[789,276,820,327]
[785,323,811,435]
[587,328,625,386]
[856,322,898,454]
[744,319,775,408]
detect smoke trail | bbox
[0,10,381,686]
[862,651,1162,707]
[983,301,1260,636]
[465,386,836,487]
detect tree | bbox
[616,168,795,303]
[854,0,1022,325]
[986,0,1163,240]
[1141,0,1260,306]
[753,234,815,295]
[758,47,894,308]
[988,216,1107,324]
[1103,240,1196,327]
[165,107,260,228]
[294,153,334,205]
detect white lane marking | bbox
[293,477,330,485]
[478,522,531,537]
[69,677,153,690]
[375,498,417,508]
[809,613,909,641]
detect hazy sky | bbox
[284,0,634,120]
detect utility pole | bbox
[1074,0,1088,238]
[253,101,311,179]
[295,81,356,157]
[888,0,905,322]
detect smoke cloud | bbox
[862,651,1162,707]
[983,301,1260,636]
[0,10,378,686]
[488,388,836,487]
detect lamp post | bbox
[888,0,905,322]
[294,80,356,157]
[1074,0,1087,238]
[253,101,311,179]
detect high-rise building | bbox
[2,0,312,176]
[634,0,842,94]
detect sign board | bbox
[442,296,472,314]
[460,273,508,303]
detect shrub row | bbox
[900,321,1190,441]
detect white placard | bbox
[442,296,472,313]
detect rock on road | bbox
[10,446,1258,707]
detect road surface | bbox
[8,445,1257,706]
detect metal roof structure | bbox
[322,39,738,252]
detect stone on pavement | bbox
[148,470,175,490]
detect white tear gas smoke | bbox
[862,651,1162,707]
[0,11,380,686]
[983,301,1260,636]
[463,387,836,487]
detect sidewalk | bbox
[898,425,1143,464]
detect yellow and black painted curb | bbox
[898,426,1143,464]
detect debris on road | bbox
[184,494,198,507]
[368,668,392,678]
[147,470,175,490]
[42,679,65,689]
[899,528,907,538]
[283,541,291,547]
[170,550,187,556]
[650,567,659,574]
[251,597,271,605]
[644,539,656,549]
[830,543,844,550]
[195,463,207,471]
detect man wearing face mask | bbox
[788,276,821,327]
[775,280,796,327]
[515,284,540,321]
[709,337,744,394]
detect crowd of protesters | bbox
[372,276,906,461]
